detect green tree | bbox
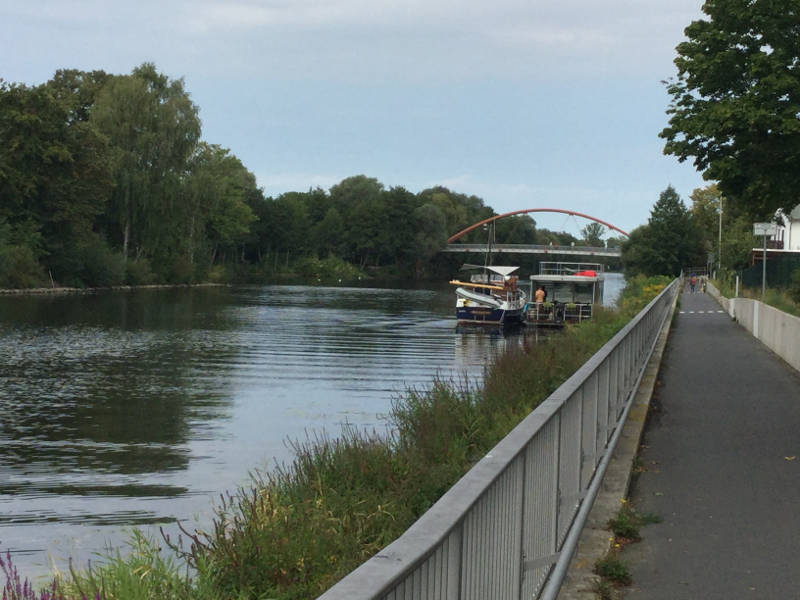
[91,63,201,261]
[45,69,110,122]
[263,192,313,258]
[185,143,257,267]
[689,184,724,264]
[417,186,492,242]
[0,79,115,284]
[661,0,800,219]
[379,186,420,268]
[622,186,702,277]
[580,222,606,246]
[537,229,580,246]
[0,217,46,287]
[313,206,346,257]
[329,176,385,267]
[412,202,448,269]
[720,216,757,272]
[495,215,537,244]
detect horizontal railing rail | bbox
[319,278,679,600]
[444,244,621,257]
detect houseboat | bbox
[526,262,604,327]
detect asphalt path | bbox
[624,288,800,600]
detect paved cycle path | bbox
[624,289,800,600]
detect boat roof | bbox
[530,274,602,283]
[486,266,520,276]
[460,264,520,276]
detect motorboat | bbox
[450,265,527,326]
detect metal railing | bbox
[319,279,679,600]
[443,244,621,258]
[537,262,604,276]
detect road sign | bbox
[752,223,775,299]
[753,222,777,236]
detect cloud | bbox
[1,0,706,86]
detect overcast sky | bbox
[2,0,709,235]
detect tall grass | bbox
[1,551,68,600]
[7,275,670,600]
[714,279,800,318]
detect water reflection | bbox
[0,276,623,577]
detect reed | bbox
[7,275,670,600]
[1,551,68,600]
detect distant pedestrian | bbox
[690,274,697,293]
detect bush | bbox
[294,256,365,283]
[126,257,155,286]
[790,268,800,303]
[77,238,126,287]
[206,265,230,284]
[166,255,194,284]
[0,245,47,288]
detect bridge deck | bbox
[443,243,621,257]
[623,289,800,598]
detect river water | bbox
[0,275,622,579]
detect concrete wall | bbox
[707,281,800,373]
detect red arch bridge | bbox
[443,208,627,258]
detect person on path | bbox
[690,274,697,293]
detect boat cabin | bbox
[527,262,605,326]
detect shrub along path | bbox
[624,289,800,599]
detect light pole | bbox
[717,196,723,274]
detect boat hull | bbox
[456,305,525,326]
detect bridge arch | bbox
[447,208,629,244]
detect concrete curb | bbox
[556,288,680,599]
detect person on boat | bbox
[535,286,546,304]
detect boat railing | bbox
[564,302,593,322]
[537,262,605,276]
[526,301,592,324]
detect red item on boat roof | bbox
[575,270,596,277]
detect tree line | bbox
[623,0,800,281]
[0,64,616,289]
[0,64,259,288]
[621,181,774,279]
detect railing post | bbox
[319,279,679,600]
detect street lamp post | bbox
[717,197,723,274]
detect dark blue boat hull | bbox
[456,305,524,326]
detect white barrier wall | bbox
[707,282,800,373]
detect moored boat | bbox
[526,262,605,326]
[450,265,527,326]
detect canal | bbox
[0,275,623,579]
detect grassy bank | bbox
[5,275,670,600]
[713,277,800,318]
